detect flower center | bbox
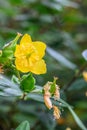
[26,51,37,66]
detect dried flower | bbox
[43,78,60,110]
[44,82,52,109]
[54,85,60,100]
[44,91,52,109]
[53,105,61,119]
[44,82,51,92]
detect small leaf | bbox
[20,74,36,92]
[16,120,30,130]
[0,33,21,64]
[50,78,57,94]
[4,88,22,96]
[3,33,21,51]
[12,75,20,84]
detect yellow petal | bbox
[33,41,46,59]
[15,42,35,57]
[15,57,30,73]
[31,59,47,74]
[14,45,24,57]
[20,34,32,45]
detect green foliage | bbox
[59,99,87,130]
[50,78,57,94]
[20,74,36,93]
[16,121,30,130]
[0,33,20,64]
[0,0,87,130]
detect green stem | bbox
[16,70,21,80]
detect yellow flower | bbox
[14,34,46,74]
[82,71,87,81]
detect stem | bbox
[11,64,21,80]
[20,92,27,100]
[16,70,21,80]
[63,62,87,91]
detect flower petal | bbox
[14,45,24,57]
[33,41,46,59]
[20,34,32,45]
[15,57,30,73]
[31,59,47,74]
[15,43,35,58]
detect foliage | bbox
[0,0,87,130]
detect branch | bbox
[63,62,87,91]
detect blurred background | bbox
[0,0,87,130]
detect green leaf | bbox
[47,46,77,70]
[16,121,30,130]
[0,74,23,96]
[59,99,87,130]
[68,79,87,91]
[68,106,87,130]
[0,33,21,64]
[12,75,20,84]
[20,74,36,92]
[50,78,57,94]
[27,93,44,102]
[3,33,21,51]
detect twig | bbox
[63,62,87,91]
